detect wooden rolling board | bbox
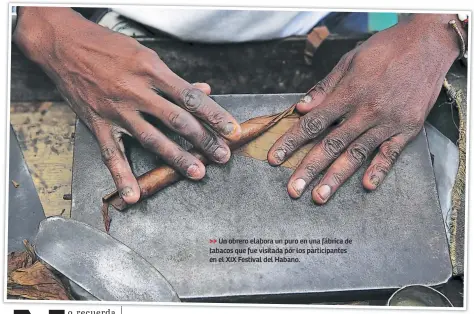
[10,102,75,218]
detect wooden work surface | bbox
[10,101,76,218]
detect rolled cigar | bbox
[103,104,298,211]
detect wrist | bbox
[13,7,86,65]
[406,14,467,62]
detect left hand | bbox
[268,14,464,204]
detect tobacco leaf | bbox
[8,251,35,276]
[8,240,36,276]
[7,240,72,300]
[102,200,111,234]
[234,114,313,170]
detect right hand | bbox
[13,7,241,204]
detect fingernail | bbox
[301,95,312,103]
[120,186,134,198]
[187,164,200,178]
[223,122,235,135]
[370,175,380,188]
[214,146,229,161]
[273,149,286,163]
[316,185,331,202]
[292,178,306,195]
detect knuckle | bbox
[379,141,401,165]
[322,75,337,90]
[100,144,118,164]
[322,137,346,159]
[168,111,189,131]
[279,133,300,153]
[310,78,333,96]
[347,143,370,165]
[303,161,322,179]
[371,162,390,176]
[352,48,372,64]
[95,78,135,106]
[138,132,157,151]
[180,88,206,112]
[331,171,344,186]
[339,51,355,66]
[134,48,160,73]
[199,131,218,152]
[170,148,189,169]
[100,99,129,119]
[93,99,113,117]
[205,111,226,128]
[144,47,159,59]
[299,114,326,138]
[114,109,134,126]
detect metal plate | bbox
[71,94,451,301]
[8,125,45,253]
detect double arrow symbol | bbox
[209,239,217,244]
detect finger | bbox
[296,50,355,114]
[285,117,371,198]
[362,133,411,191]
[139,89,231,164]
[268,96,349,166]
[153,72,241,141]
[122,112,207,180]
[312,127,391,204]
[94,123,140,204]
[192,82,211,95]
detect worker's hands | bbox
[268,14,463,204]
[14,7,241,204]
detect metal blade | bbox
[8,125,45,253]
[34,216,180,302]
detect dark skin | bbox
[14,9,466,205]
[13,7,242,204]
[268,14,466,204]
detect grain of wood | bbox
[10,102,76,217]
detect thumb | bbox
[297,50,355,114]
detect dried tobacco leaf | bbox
[234,114,314,170]
[8,262,71,300]
[8,252,34,276]
[103,105,299,212]
[7,240,72,300]
[8,240,36,276]
[102,200,111,234]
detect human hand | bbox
[268,14,464,204]
[14,7,241,204]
